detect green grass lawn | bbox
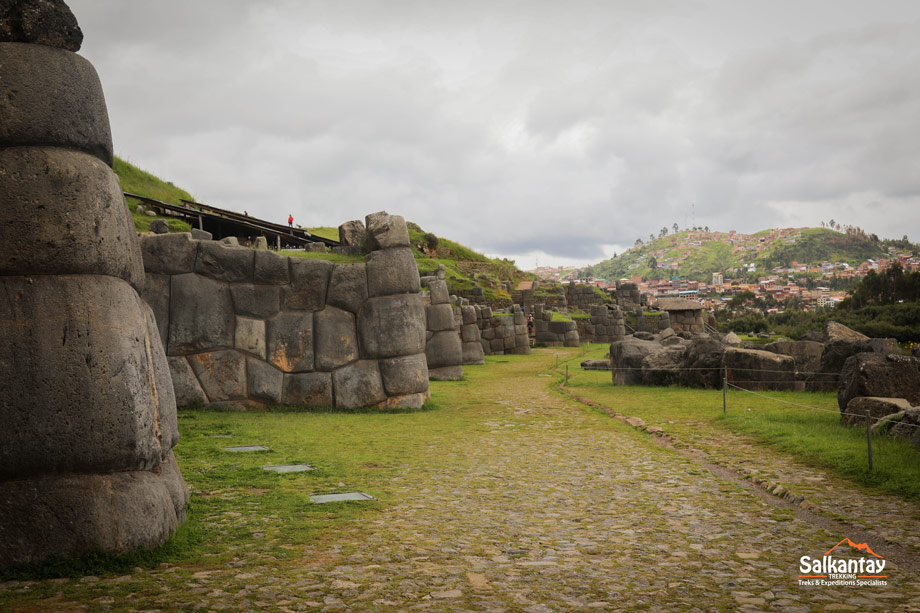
[561,344,920,502]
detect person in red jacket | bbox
[288,214,293,228]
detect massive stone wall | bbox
[475,307,531,356]
[140,212,430,410]
[564,284,605,311]
[0,5,187,567]
[422,273,463,381]
[574,304,627,344]
[533,304,580,347]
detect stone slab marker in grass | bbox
[0,0,188,568]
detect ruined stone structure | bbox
[421,271,463,381]
[0,2,187,567]
[140,212,430,410]
[574,304,627,344]
[564,283,605,311]
[533,304,580,347]
[458,303,487,365]
[634,310,671,334]
[610,282,644,311]
[475,307,531,355]
[511,280,536,314]
[657,297,706,333]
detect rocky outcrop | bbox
[679,337,725,389]
[610,338,664,385]
[817,321,898,391]
[837,353,920,414]
[843,397,913,427]
[723,347,795,391]
[0,3,186,567]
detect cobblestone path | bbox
[3,353,919,611]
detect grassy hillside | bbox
[585,227,887,282]
[113,156,194,233]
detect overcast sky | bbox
[69,0,920,269]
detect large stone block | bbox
[0,147,143,285]
[838,353,920,412]
[723,347,795,391]
[428,279,451,305]
[0,275,165,478]
[427,303,456,332]
[333,360,386,409]
[0,42,112,163]
[373,391,429,410]
[0,0,83,51]
[282,372,333,407]
[427,330,462,369]
[283,258,331,311]
[462,341,485,365]
[267,311,314,372]
[234,316,266,359]
[366,247,420,297]
[188,350,247,402]
[365,211,410,250]
[326,263,368,313]
[843,397,913,427]
[142,300,179,457]
[168,356,208,407]
[195,241,255,283]
[461,305,477,325]
[429,365,463,381]
[141,272,170,348]
[253,249,289,284]
[461,323,480,342]
[358,294,426,358]
[314,306,358,371]
[167,273,234,354]
[140,233,198,275]
[230,284,281,319]
[247,358,283,404]
[379,353,429,395]
[338,220,366,247]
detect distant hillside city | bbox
[530,226,919,314]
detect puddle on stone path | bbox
[263,464,315,473]
[224,445,270,452]
[310,492,375,504]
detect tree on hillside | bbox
[673,223,679,234]
[648,256,658,270]
[635,238,643,246]
[659,227,668,238]
[649,233,655,242]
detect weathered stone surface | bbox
[765,339,824,379]
[723,331,742,345]
[0,42,112,162]
[234,316,266,358]
[284,257,331,311]
[142,300,179,457]
[140,233,198,275]
[825,320,869,343]
[0,147,143,285]
[610,338,664,385]
[195,241,254,283]
[838,352,920,412]
[358,294,426,358]
[253,236,268,250]
[461,323,480,342]
[372,391,428,410]
[326,263,368,313]
[282,372,333,407]
[167,273,234,354]
[247,357,283,404]
[843,397,913,427]
[141,272,170,348]
[366,247,420,297]
[633,330,655,341]
[365,211,410,250]
[723,347,795,391]
[427,303,456,332]
[0,0,83,50]
[267,311,314,372]
[253,249,289,284]
[167,356,207,407]
[581,359,609,371]
[426,329,462,370]
[461,305,477,325]
[0,275,165,478]
[679,337,725,389]
[314,306,358,371]
[428,279,451,305]
[461,341,485,365]
[0,468,184,567]
[193,229,213,241]
[379,353,429,395]
[230,284,281,319]
[149,219,168,234]
[888,408,920,448]
[338,220,365,247]
[188,350,247,403]
[333,360,386,409]
[429,365,463,381]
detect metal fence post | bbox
[866,411,873,471]
[565,365,569,385]
[723,366,727,415]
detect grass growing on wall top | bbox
[114,156,194,233]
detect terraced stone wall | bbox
[574,305,627,344]
[140,212,430,411]
[476,307,531,355]
[533,304,580,347]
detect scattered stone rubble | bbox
[0,0,187,567]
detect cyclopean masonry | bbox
[0,0,188,567]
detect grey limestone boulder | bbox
[167,356,207,407]
[253,249,289,284]
[379,353,429,395]
[0,147,143,286]
[187,350,247,403]
[358,294,426,358]
[843,397,913,427]
[888,408,920,448]
[461,323,480,342]
[140,233,198,275]
[267,311,314,372]
[427,303,456,332]
[282,372,333,407]
[0,42,112,163]
[246,357,283,405]
[284,257,331,311]
[167,273,234,354]
[461,305,477,325]
[195,240,254,283]
[429,365,463,380]
[365,211,410,250]
[366,247,420,297]
[326,263,368,313]
[462,341,485,365]
[234,316,266,358]
[333,360,387,409]
[253,236,269,250]
[610,338,663,385]
[581,359,609,371]
[230,284,281,319]
[838,352,920,412]
[428,278,451,305]
[679,337,725,389]
[426,330,462,370]
[148,219,168,234]
[193,229,214,241]
[0,275,167,478]
[0,0,84,51]
[338,219,366,247]
[723,347,795,391]
[313,306,359,371]
[641,346,686,386]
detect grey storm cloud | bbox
[69,0,920,267]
